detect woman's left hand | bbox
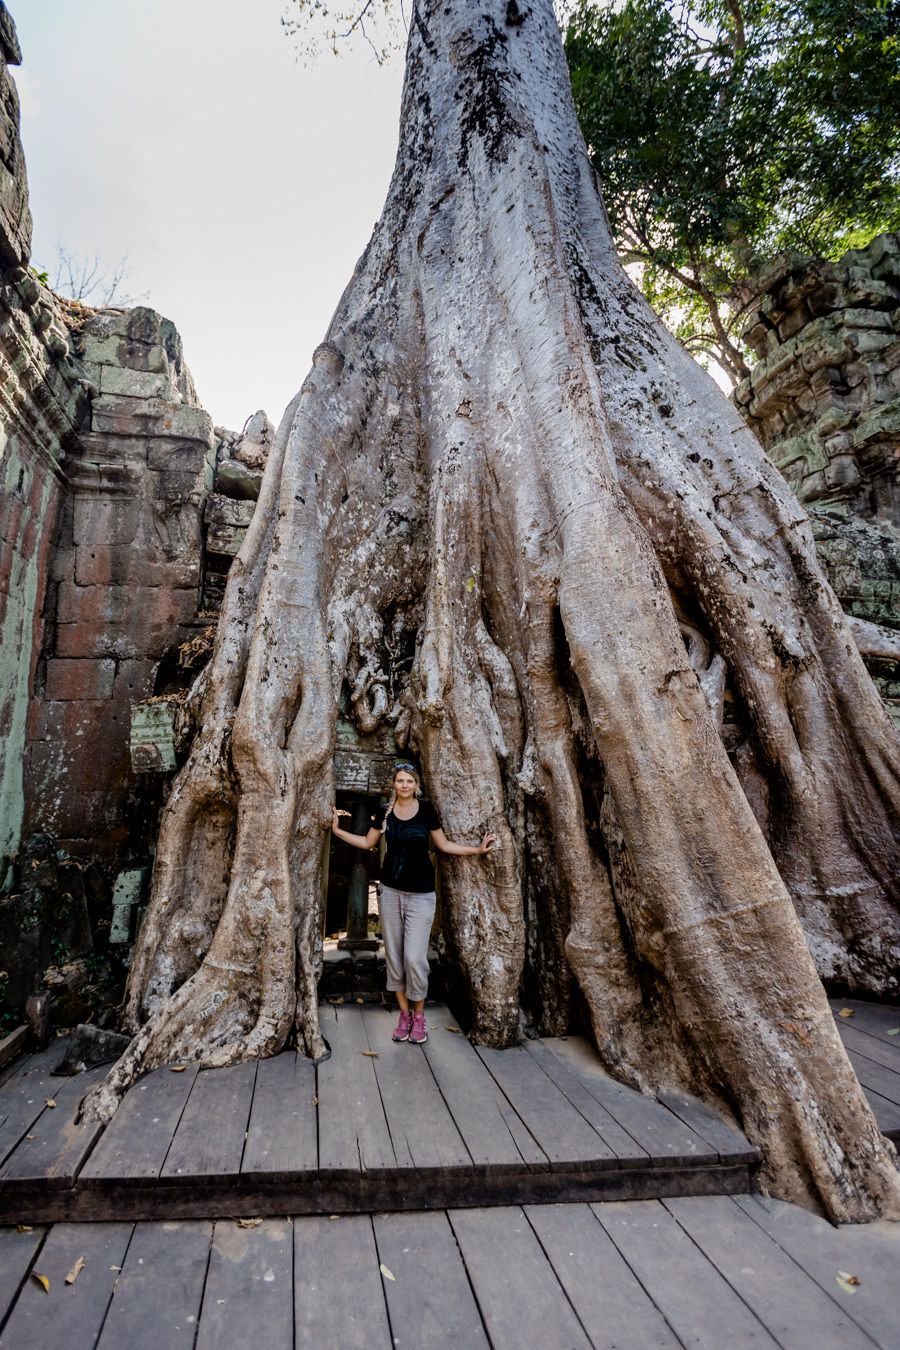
[478,832,497,854]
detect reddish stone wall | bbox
[21,309,215,867]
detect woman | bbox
[331,762,496,1044]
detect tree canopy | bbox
[564,0,900,384]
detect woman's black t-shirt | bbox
[374,800,442,893]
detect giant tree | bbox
[565,0,900,384]
[81,0,900,1222]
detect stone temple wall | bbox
[732,235,900,721]
[0,6,227,889]
[732,234,900,623]
[21,309,217,868]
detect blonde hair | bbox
[381,763,423,831]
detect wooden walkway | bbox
[0,1002,758,1224]
[0,1194,897,1349]
[0,999,896,1226]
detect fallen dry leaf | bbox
[380,1263,396,1282]
[16,1225,32,1233]
[838,1270,860,1286]
[838,1008,854,1018]
[356,998,364,1005]
[312,1096,319,1106]
[31,1272,49,1293]
[65,1256,85,1285]
[26,1134,34,1140]
[445,1026,461,1034]
[362,1050,379,1057]
[836,1275,858,1294]
[236,1217,262,1229]
[334,997,344,1004]
[169,1066,187,1073]
[110,1266,121,1271]
[45,1099,56,1109]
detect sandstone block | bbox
[109,865,151,944]
[204,492,254,557]
[74,541,201,589]
[233,410,273,469]
[216,457,263,500]
[147,437,212,473]
[113,657,159,705]
[824,456,862,489]
[55,582,198,659]
[90,397,213,446]
[73,495,143,548]
[75,431,150,466]
[130,702,178,772]
[57,1024,132,1074]
[99,365,172,400]
[45,658,115,701]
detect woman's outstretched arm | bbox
[331,806,381,850]
[430,829,497,856]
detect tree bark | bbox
[80,0,900,1222]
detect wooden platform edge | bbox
[0,1160,752,1225]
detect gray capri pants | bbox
[379,885,436,1003]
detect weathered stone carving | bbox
[733,235,900,724]
[734,235,900,521]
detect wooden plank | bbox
[361,1005,472,1175]
[543,1036,720,1167]
[656,1087,759,1165]
[524,1038,647,1168]
[161,1060,257,1183]
[665,1195,876,1350]
[735,1194,900,1350]
[524,1203,681,1349]
[837,1020,900,1073]
[0,1028,29,1072]
[593,1199,781,1349]
[857,1084,900,1139]
[294,1213,392,1350]
[0,1067,106,1190]
[0,1225,46,1326]
[830,1000,900,1043]
[422,1015,548,1173]
[80,1064,201,1185]
[0,1041,68,1166]
[316,1004,397,1178]
[449,1206,592,1350]
[0,1221,132,1349]
[195,1218,293,1350]
[844,1049,900,1109]
[373,1211,490,1349]
[476,1043,616,1171]
[96,1220,212,1350]
[241,1052,318,1180]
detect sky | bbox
[13,1,407,433]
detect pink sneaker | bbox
[409,1012,427,1044]
[392,1010,412,1042]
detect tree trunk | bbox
[80,0,900,1222]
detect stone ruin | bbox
[733,234,900,722]
[0,0,898,1026]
